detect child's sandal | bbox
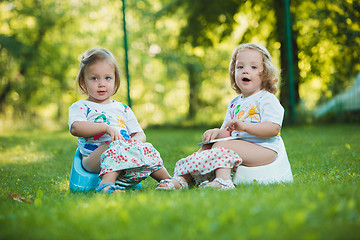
[199,178,235,190]
[155,176,189,190]
[155,179,175,190]
[96,182,125,193]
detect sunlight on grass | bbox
[0,143,50,164]
[0,125,359,239]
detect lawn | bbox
[0,124,359,239]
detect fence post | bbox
[122,0,131,107]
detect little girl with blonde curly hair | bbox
[157,43,284,190]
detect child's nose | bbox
[98,79,106,86]
[242,67,249,73]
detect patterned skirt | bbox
[174,147,242,185]
[100,140,164,186]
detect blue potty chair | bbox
[69,148,142,192]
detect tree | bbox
[159,0,360,123]
[0,0,125,127]
[294,0,360,102]
[0,0,78,119]
[159,0,300,123]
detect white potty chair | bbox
[232,137,293,185]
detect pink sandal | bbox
[155,176,189,190]
[199,178,235,190]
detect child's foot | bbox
[96,182,125,193]
[155,176,189,190]
[199,178,235,190]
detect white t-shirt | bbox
[221,90,284,153]
[68,99,143,156]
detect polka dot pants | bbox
[174,147,242,185]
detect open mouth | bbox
[242,77,251,82]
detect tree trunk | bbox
[187,63,199,120]
[273,0,300,124]
[0,81,11,112]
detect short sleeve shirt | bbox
[68,99,143,156]
[221,90,284,152]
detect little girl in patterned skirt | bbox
[69,48,170,193]
[156,129,242,190]
[99,139,166,188]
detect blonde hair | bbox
[76,48,121,95]
[229,43,279,94]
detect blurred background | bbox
[0,0,359,131]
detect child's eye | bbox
[237,66,243,69]
[91,77,98,81]
[251,66,257,69]
[105,77,112,80]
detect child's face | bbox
[83,59,115,104]
[234,49,264,98]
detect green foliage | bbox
[0,0,359,130]
[160,0,360,115]
[160,0,245,47]
[295,0,360,106]
[0,0,82,125]
[0,125,359,239]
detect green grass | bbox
[0,124,359,240]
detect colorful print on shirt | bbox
[230,103,261,123]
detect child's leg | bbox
[82,143,110,173]
[212,140,277,167]
[150,167,171,182]
[199,141,275,190]
[215,168,232,180]
[98,171,122,192]
[201,168,234,189]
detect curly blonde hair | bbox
[76,48,121,95]
[229,43,279,94]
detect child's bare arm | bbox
[225,120,280,138]
[70,121,123,141]
[130,131,146,143]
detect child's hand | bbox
[217,128,232,139]
[105,126,124,142]
[202,128,221,142]
[225,119,246,132]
